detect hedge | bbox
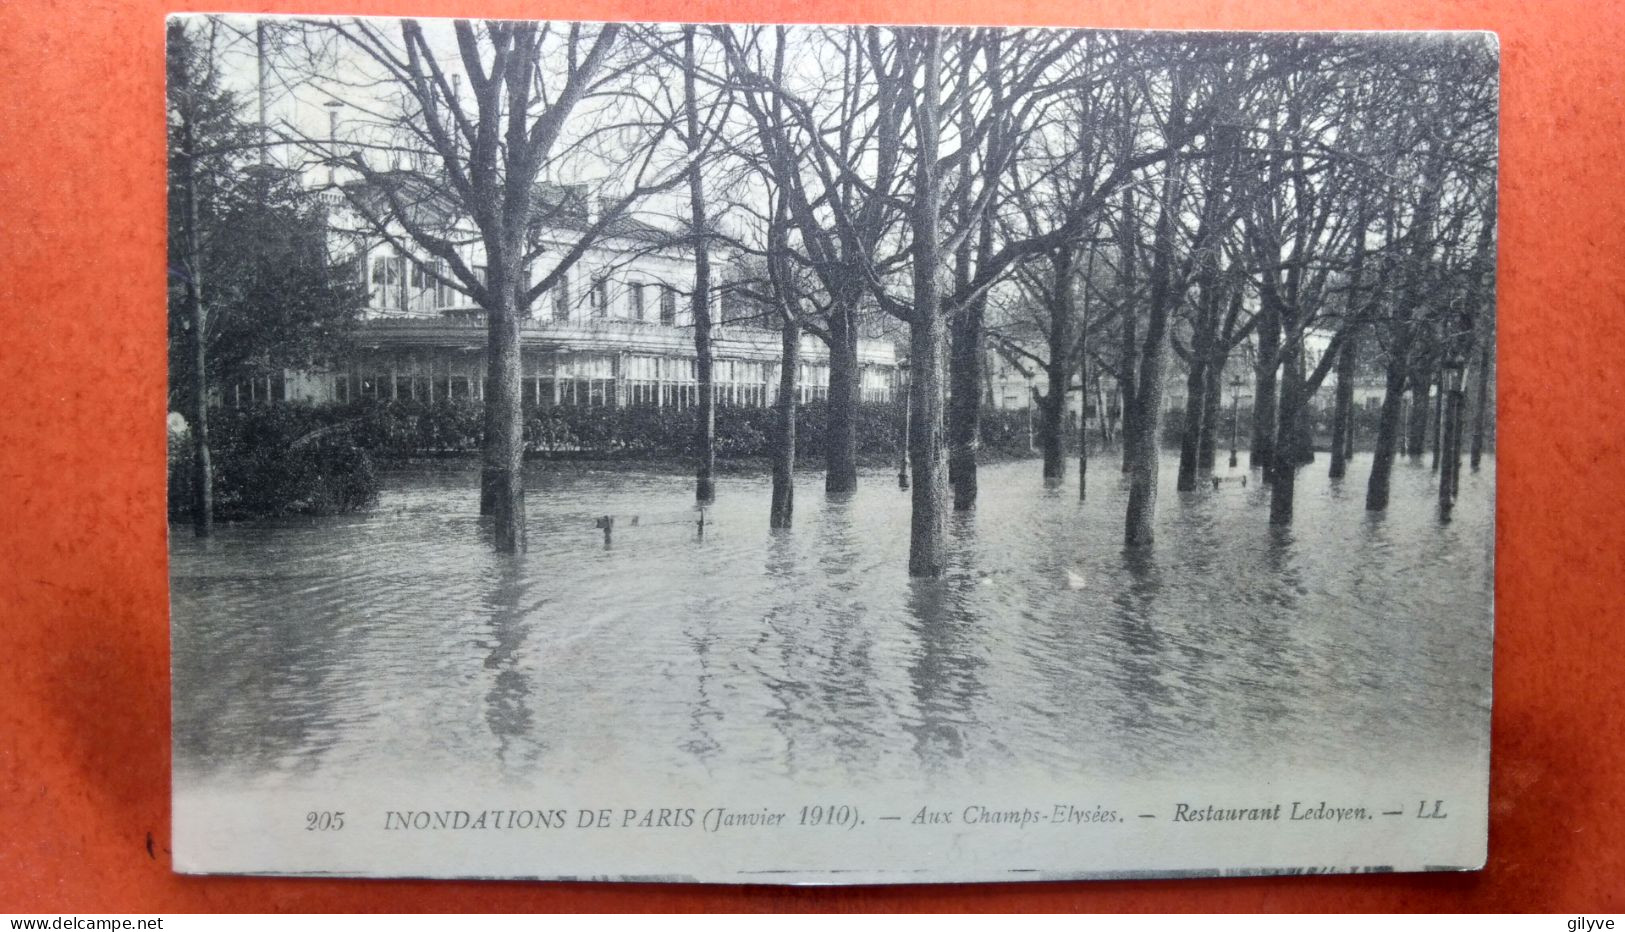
[167,399,1057,522]
[168,405,380,522]
[193,398,1048,463]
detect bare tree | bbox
[305,19,715,551]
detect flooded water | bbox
[170,453,1493,795]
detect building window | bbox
[432,260,456,307]
[552,272,571,322]
[630,283,645,322]
[591,277,609,319]
[371,254,403,307]
[660,286,677,326]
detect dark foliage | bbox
[168,406,379,522]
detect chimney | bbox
[323,100,341,187]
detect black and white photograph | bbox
[166,14,1498,883]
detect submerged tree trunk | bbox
[1251,306,1280,475]
[908,315,947,576]
[771,318,799,528]
[825,297,860,494]
[1344,399,1357,460]
[1268,335,1304,525]
[483,282,527,553]
[1439,381,1459,513]
[1471,336,1491,470]
[1406,378,1430,459]
[1124,152,1182,548]
[949,296,985,507]
[907,30,947,578]
[1430,369,1444,472]
[692,270,715,504]
[1175,355,1207,492]
[1078,347,1090,500]
[685,28,716,505]
[1365,362,1407,511]
[1329,329,1357,479]
[1117,186,1139,476]
[1196,356,1222,471]
[1042,247,1074,481]
[1041,378,1066,479]
[949,259,989,509]
[948,107,987,510]
[1177,260,1223,491]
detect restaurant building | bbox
[240,181,900,409]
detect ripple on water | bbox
[170,454,1493,792]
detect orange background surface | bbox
[1,0,1621,913]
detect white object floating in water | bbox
[1065,569,1087,590]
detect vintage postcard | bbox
[166,14,1497,882]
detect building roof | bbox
[341,173,679,249]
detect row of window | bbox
[326,373,841,408]
[365,253,688,324]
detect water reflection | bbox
[171,454,1494,792]
[902,574,987,771]
[479,560,536,771]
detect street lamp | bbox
[1228,375,1246,469]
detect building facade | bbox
[236,182,900,409]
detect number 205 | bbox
[306,811,345,831]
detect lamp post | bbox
[1228,375,1246,469]
[1439,354,1466,515]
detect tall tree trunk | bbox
[1097,379,1113,446]
[1439,380,1460,513]
[1406,377,1430,459]
[1177,261,1222,490]
[1078,346,1090,500]
[948,98,978,509]
[176,72,212,538]
[1329,331,1357,479]
[1292,363,1316,465]
[771,318,799,528]
[1117,187,1138,475]
[1175,357,1206,491]
[1269,334,1304,525]
[1468,197,1497,471]
[1344,396,1357,460]
[1251,314,1279,475]
[1041,374,1066,479]
[949,244,989,510]
[824,296,860,494]
[1429,369,1444,472]
[907,30,947,578]
[1042,247,1074,480]
[484,281,526,553]
[908,314,947,577]
[1196,354,1222,470]
[1365,362,1407,511]
[1124,150,1182,548]
[1471,335,1491,470]
[1447,379,1467,498]
[684,28,716,505]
